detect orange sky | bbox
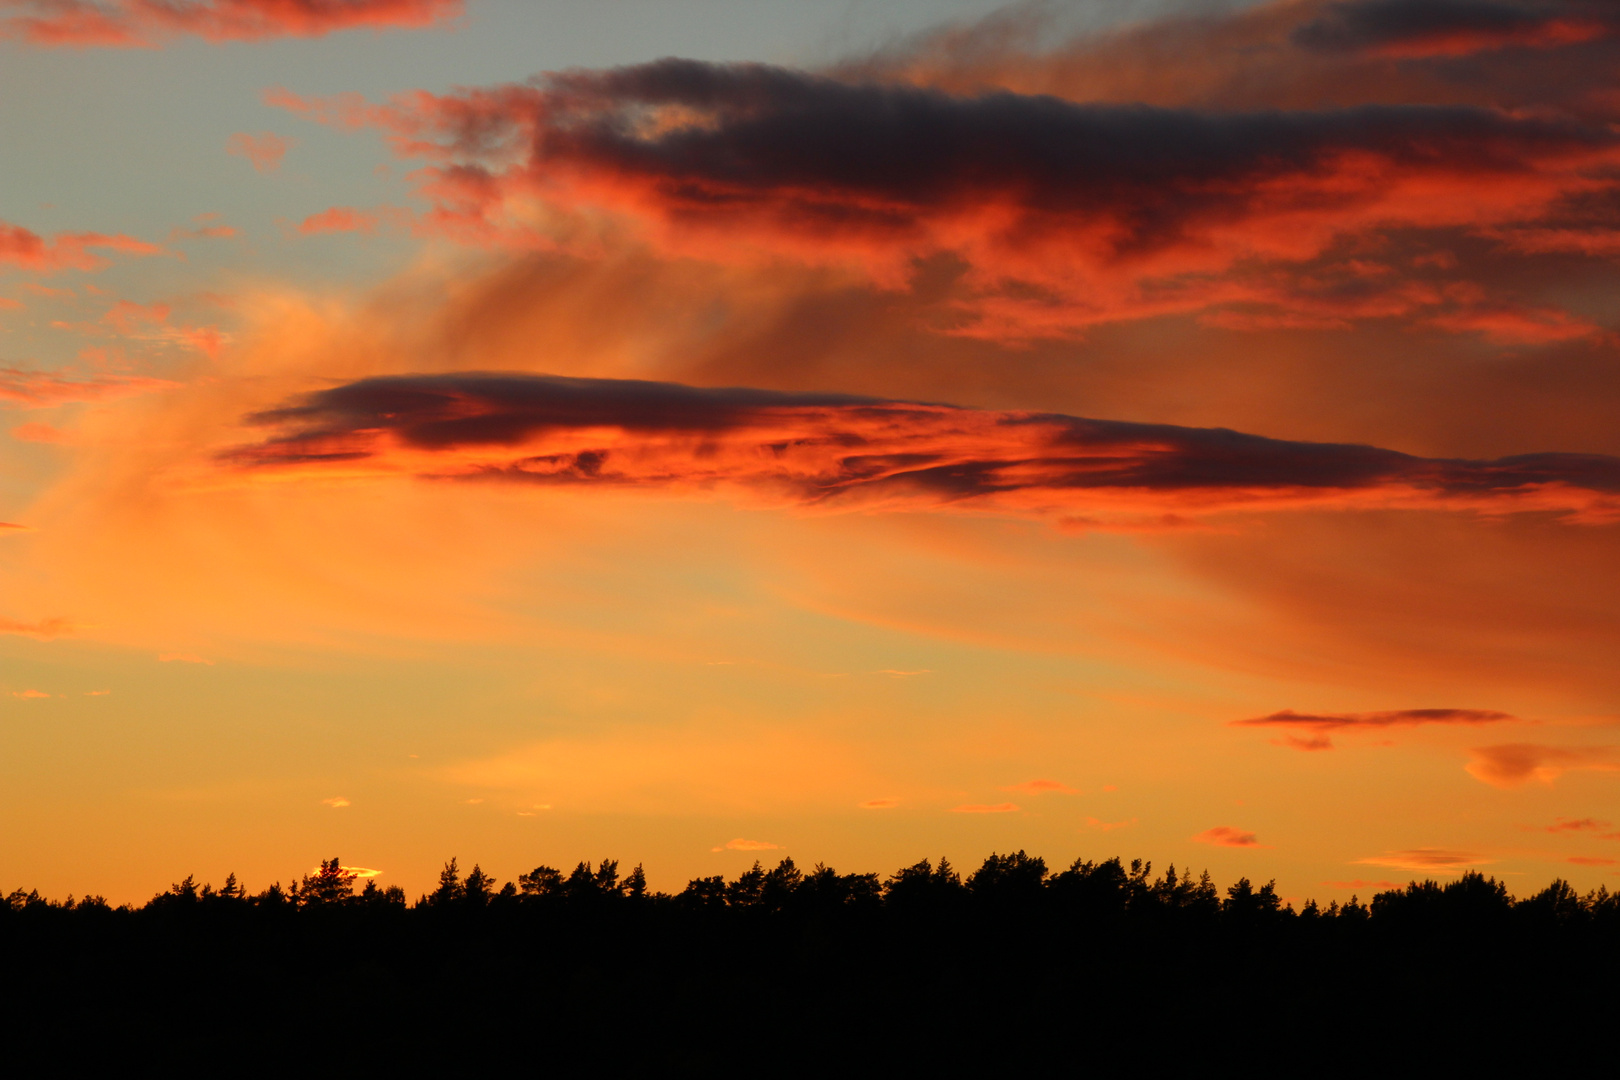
[3,0,1620,904]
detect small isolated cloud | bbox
[1235,708,1514,750]
[298,206,380,235]
[1466,744,1620,788]
[10,689,50,699]
[84,690,110,696]
[1354,848,1488,871]
[0,616,72,640]
[1194,826,1263,848]
[226,132,292,173]
[1322,879,1401,890]
[951,802,1019,814]
[320,797,350,808]
[1004,779,1080,795]
[1569,856,1618,867]
[1086,816,1137,831]
[712,838,780,852]
[859,798,899,809]
[1540,817,1610,834]
[158,652,214,664]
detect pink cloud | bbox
[1194,826,1263,848]
[3,0,463,48]
[951,802,1020,814]
[1466,744,1620,788]
[226,132,292,174]
[1003,779,1080,795]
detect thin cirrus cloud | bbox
[1233,707,1516,750]
[268,55,1620,338]
[1354,848,1488,870]
[226,132,293,174]
[713,838,779,852]
[0,367,178,408]
[1465,743,1620,787]
[0,0,463,48]
[1,219,161,273]
[222,372,1620,527]
[1193,826,1263,848]
[1003,779,1080,795]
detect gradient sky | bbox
[5,0,1620,904]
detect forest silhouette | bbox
[7,850,1616,1063]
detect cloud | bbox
[12,421,67,443]
[0,367,178,408]
[9,688,50,698]
[0,219,161,273]
[1003,778,1080,795]
[298,206,380,235]
[858,797,898,809]
[1,0,463,48]
[1193,825,1263,847]
[321,796,350,808]
[1569,855,1617,866]
[951,802,1019,813]
[157,652,214,664]
[0,615,72,639]
[1465,742,1620,787]
[84,690,110,696]
[222,372,1620,527]
[713,837,779,851]
[270,56,1620,338]
[1085,816,1136,831]
[1235,706,1517,749]
[1354,848,1489,869]
[1540,816,1610,833]
[1292,0,1615,60]
[341,865,380,877]
[226,132,292,174]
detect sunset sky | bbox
[5,0,1620,904]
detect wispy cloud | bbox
[9,689,50,699]
[1466,743,1620,788]
[951,802,1019,814]
[1235,707,1516,750]
[0,366,177,408]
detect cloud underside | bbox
[1194,826,1261,847]
[1354,848,1488,870]
[1235,707,1517,749]
[1,0,462,48]
[1466,743,1620,787]
[223,372,1620,526]
[269,28,1620,340]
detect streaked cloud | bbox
[713,837,779,851]
[1,0,462,48]
[9,688,51,699]
[224,373,1620,527]
[0,366,177,408]
[1354,848,1489,870]
[0,615,71,639]
[1236,707,1516,750]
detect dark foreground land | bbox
[6,852,1616,1064]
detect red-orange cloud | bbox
[1235,706,1516,749]
[0,615,72,639]
[1292,0,1614,60]
[299,206,379,235]
[0,219,161,273]
[0,367,178,407]
[222,372,1620,527]
[2,0,462,48]
[227,132,292,174]
[1354,848,1487,869]
[270,57,1620,338]
[1465,743,1620,787]
[1194,826,1263,847]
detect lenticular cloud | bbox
[223,372,1620,525]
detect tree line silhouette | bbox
[6,850,1616,1063]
